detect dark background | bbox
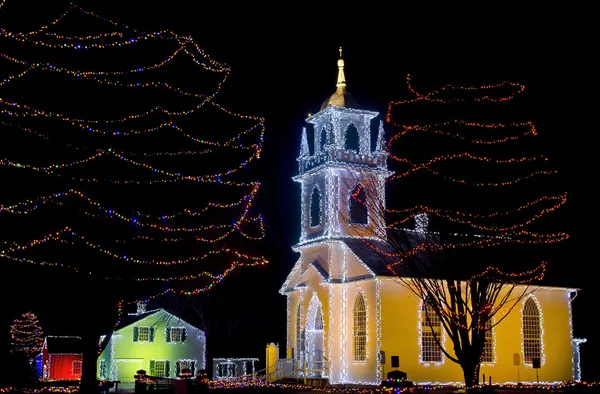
[0,0,593,383]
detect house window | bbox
[349,184,367,225]
[421,302,442,363]
[99,359,107,379]
[176,360,196,377]
[310,186,321,227]
[522,297,542,364]
[353,293,367,362]
[151,360,169,377]
[72,360,82,375]
[168,327,186,343]
[217,363,236,378]
[134,326,154,342]
[482,318,494,363]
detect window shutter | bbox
[181,328,186,343]
[165,327,171,343]
[149,327,155,342]
[149,360,155,376]
[133,327,139,342]
[175,361,180,377]
[191,361,196,376]
[165,360,170,377]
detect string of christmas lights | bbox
[0,2,268,313]
[387,120,538,145]
[381,74,568,387]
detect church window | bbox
[349,184,367,225]
[522,297,542,364]
[320,127,328,152]
[315,305,324,330]
[310,186,321,227]
[353,293,367,362]
[344,123,360,152]
[421,302,442,363]
[482,318,494,363]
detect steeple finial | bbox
[336,47,346,88]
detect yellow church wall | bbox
[379,279,575,384]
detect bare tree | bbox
[342,75,567,391]
[0,4,266,392]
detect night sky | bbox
[1,0,593,383]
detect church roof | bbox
[341,238,398,277]
[320,48,359,111]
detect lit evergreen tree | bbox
[10,311,44,361]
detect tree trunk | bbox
[77,277,121,393]
[462,360,480,393]
[80,332,101,394]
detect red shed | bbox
[40,336,83,381]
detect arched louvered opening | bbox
[310,186,321,227]
[522,297,542,364]
[320,127,328,152]
[315,305,324,330]
[482,318,494,363]
[344,123,360,152]
[349,184,367,225]
[421,302,442,363]
[353,293,367,362]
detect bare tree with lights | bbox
[344,75,567,391]
[0,4,266,391]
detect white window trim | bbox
[352,290,368,363]
[138,326,152,342]
[168,326,186,343]
[418,299,445,366]
[521,295,545,366]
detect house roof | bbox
[115,308,162,331]
[46,336,83,354]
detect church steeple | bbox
[294,49,391,245]
[336,47,346,88]
[320,47,357,110]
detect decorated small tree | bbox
[10,311,44,361]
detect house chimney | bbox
[136,302,147,315]
[415,213,429,233]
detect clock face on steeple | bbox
[293,51,392,246]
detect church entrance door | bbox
[306,294,325,378]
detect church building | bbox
[279,51,585,385]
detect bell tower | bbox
[294,48,392,246]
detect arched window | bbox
[522,297,542,364]
[310,186,321,227]
[349,184,367,225]
[353,293,367,362]
[421,302,442,363]
[315,305,324,330]
[295,303,303,361]
[482,318,494,363]
[320,127,328,152]
[345,124,360,152]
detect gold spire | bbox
[336,46,346,88]
[320,47,357,110]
